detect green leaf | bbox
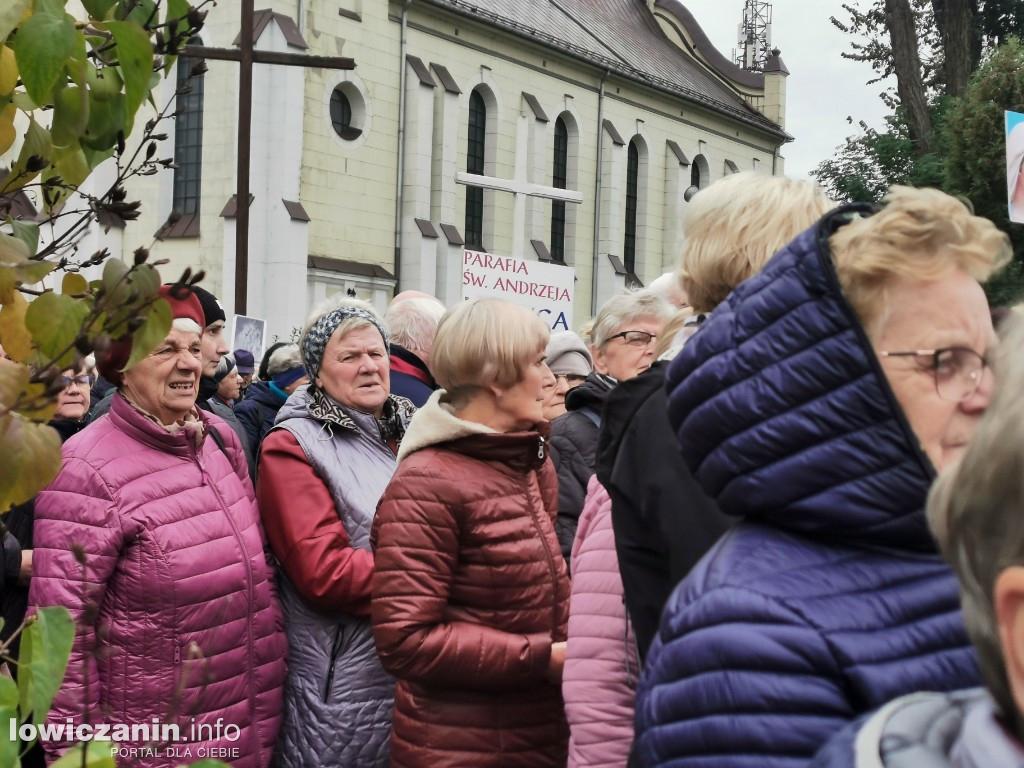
[162,0,190,74]
[187,762,233,768]
[17,606,74,729]
[101,255,129,290]
[4,117,52,194]
[34,0,69,18]
[11,11,75,106]
[125,295,170,370]
[50,141,91,188]
[49,742,117,768]
[0,412,61,511]
[0,231,53,303]
[106,21,152,121]
[0,0,30,43]
[82,0,117,21]
[0,674,19,768]
[7,216,39,258]
[24,291,88,367]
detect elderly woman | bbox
[633,187,1010,768]
[257,298,414,768]
[541,330,593,421]
[371,298,571,768]
[29,286,286,767]
[549,290,672,562]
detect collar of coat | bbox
[397,389,550,471]
[307,386,416,445]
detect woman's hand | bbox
[19,549,32,585]
[546,640,567,683]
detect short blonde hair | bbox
[830,186,1012,334]
[680,172,833,312]
[653,307,695,360]
[927,314,1024,717]
[431,299,549,398]
[591,290,673,348]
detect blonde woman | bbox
[372,298,570,768]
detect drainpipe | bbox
[590,69,611,314]
[772,144,778,175]
[296,0,303,34]
[392,0,412,294]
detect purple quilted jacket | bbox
[29,394,287,767]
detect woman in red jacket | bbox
[371,298,570,768]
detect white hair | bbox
[172,318,202,334]
[267,344,303,377]
[590,290,673,348]
[384,296,446,351]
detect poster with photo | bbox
[1007,110,1024,224]
[231,315,266,366]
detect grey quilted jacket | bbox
[268,389,410,767]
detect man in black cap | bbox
[189,286,256,477]
[233,348,255,400]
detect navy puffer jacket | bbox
[633,207,980,768]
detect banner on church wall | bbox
[461,250,575,331]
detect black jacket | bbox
[595,361,733,660]
[549,373,615,565]
[234,380,286,450]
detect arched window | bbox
[465,89,486,249]
[550,117,568,262]
[624,139,639,274]
[172,38,204,220]
[690,161,701,190]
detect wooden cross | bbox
[182,0,354,314]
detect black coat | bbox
[548,373,614,566]
[595,361,733,660]
[234,380,285,450]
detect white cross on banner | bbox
[461,250,574,331]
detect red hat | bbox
[96,286,205,386]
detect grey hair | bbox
[927,314,1024,717]
[590,290,674,348]
[384,296,446,351]
[267,343,302,378]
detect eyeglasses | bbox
[605,330,657,347]
[554,373,588,386]
[61,374,92,388]
[879,347,989,402]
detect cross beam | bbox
[455,113,581,258]
[180,3,354,314]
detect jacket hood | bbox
[399,389,549,470]
[665,204,937,549]
[565,373,615,412]
[245,379,285,408]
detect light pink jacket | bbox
[563,476,640,768]
[29,395,287,767]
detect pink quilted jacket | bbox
[29,394,287,767]
[563,477,640,768]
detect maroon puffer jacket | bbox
[30,394,286,767]
[371,393,570,768]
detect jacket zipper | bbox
[192,441,261,762]
[523,465,561,645]
[174,640,181,664]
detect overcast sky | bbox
[688,0,894,179]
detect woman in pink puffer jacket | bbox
[29,286,286,767]
[563,476,640,768]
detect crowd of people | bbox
[1,172,1023,768]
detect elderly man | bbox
[383,291,446,407]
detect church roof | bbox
[418,0,788,140]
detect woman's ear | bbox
[590,343,608,375]
[995,566,1024,719]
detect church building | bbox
[128,0,791,339]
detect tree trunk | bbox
[933,0,976,95]
[885,0,933,154]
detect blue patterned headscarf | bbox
[301,307,388,383]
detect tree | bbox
[944,37,1024,306]
[0,2,224,765]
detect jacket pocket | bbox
[323,624,345,702]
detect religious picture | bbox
[232,314,266,366]
[1007,110,1024,224]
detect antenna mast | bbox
[735,0,772,72]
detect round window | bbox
[330,86,361,140]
